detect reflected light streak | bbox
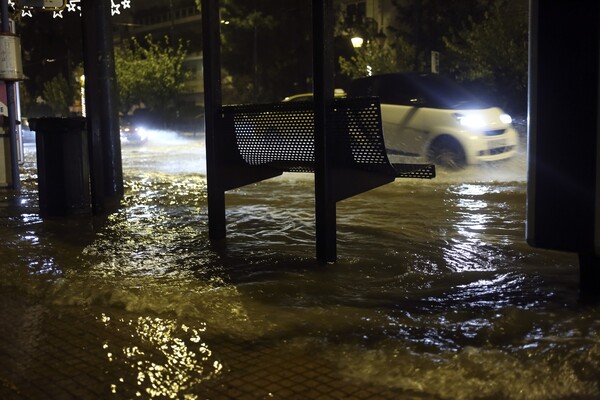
[443,184,496,272]
[21,213,42,225]
[27,257,63,276]
[453,184,490,196]
[99,314,223,398]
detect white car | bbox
[282,88,347,102]
[348,73,519,169]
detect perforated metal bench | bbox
[201,0,432,261]
[220,97,435,185]
[207,96,435,260]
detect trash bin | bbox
[30,117,90,217]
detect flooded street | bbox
[2,130,600,399]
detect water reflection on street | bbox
[2,129,600,399]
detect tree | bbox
[114,35,190,115]
[197,0,313,103]
[42,74,74,116]
[390,0,492,72]
[338,37,414,80]
[443,0,528,113]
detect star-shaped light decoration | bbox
[66,0,81,13]
[111,0,121,16]
[10,1,134,18]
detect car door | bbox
[376,77,429,157]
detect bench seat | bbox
[221,97,435,180]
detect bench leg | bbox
[316,175,337,262]
[313,0,337,262]
[579,253,600,303]
[208,187,226,241]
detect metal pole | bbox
[81,0,123,213]
[313,0,336,262]
[82,0,105,213]
[1,0,20,190]
[201,0,226,240]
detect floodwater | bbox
[2,129,600,399]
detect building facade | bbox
[337,0,395,41]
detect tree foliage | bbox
[390,0,493,71]
[443,0,528,112]
[114,35,190,114]
[338,38,414,80]
[42,74,74,116]
[198,0,312,103]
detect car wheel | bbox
[428,137,467,170]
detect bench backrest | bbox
[221,97,396,174]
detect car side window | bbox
[374,77,419,106]
[351,79,374,96]
[374,78,395,103]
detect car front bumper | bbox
[465,127,520,164]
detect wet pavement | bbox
[1,131,599,399]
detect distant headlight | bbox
[135,126,148,141]
[453,112,485,129]
[499,113,512,124]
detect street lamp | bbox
[351,36,364,48]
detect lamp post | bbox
[350,36,363,48]
[350,35,371,76]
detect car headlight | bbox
[453,112,485,129]
[135,126,148,141]
[499,113,512,124]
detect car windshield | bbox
[410,75,487,109]
[349,74,490,109]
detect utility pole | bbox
[1,0,21,190]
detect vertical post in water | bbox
[81,0,104,212]
[81,0,123,213]
[313,0,336,262]
[1,0,19,190]
[201,0,226,240]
